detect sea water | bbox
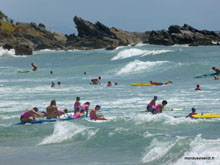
[0,44,220,165]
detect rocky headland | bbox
[0,11,220,55]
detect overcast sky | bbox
[1,0,220,34]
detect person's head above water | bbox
[162,100,168,106]
[98,77,101,80]
[154,96,158,100]
[33,107,38,112]
[50,100,56,106]
[192,107,196,112]
[95,105,101,110]
[76,96,80,101]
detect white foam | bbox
[133,113,199,126]
[0,47,15,57]
[141,139,177,163]
[174,134,220,165]
[38,122,87,145]
[112,48,173,60]
[116,60,168,75]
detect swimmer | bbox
[50,71,53,74]
[46,100,60,119]
[146,96,157,112]
[186,108,197,119]
[31,63,38,71]
[84,72,87,75]
[74,96,81,113]
[150,80,173,86]
[114,82,118,86]
[81,102,90,117]
[51,82,55,88]
[90,105,107,120]
[91,76,101,85]
[20,107,41,123]
[58,81,61,86]
[151,100,168,114]
[195,84,201,91]
[107,81,112,87]
[212,67,220,74]
[72,106,83,119]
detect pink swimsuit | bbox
[148,101,154,107]
[21,111,34,118]
[74,103,80,109]
[153,104,161,111]
[90,111,95,119]
[73,112,81,119]
[57,109,63,115]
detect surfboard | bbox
[12,116,75,125]
[131,83,158,86]
[17,70,33,73]
[163,108,183,111]
[194,72,219,78]
[86,118,112,123]
[192,113,220,119]
[60,112,87,119]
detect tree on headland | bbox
[0,10,8,21]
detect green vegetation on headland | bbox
[0,10,220,56]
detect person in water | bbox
[84,72,87,75]
[46,100,60,119]
[214,75,220,80]
[31,63,38,71]
[58,81,62,86]
[107,81,112,86]
[81,102,90,117]
[72,106,84,119]
[150,80,173,86]
[151,100,168,114]
[50,71,53,75]
[20,107,42,122]
[57,109,68,116]
[91,77,101,85]
[146,96,157,112]
[186,108,197,119]
[90,105,107,120]
[51,82,55,87]
[212,67,220,74]
[195,84,201,91]
[114,82,118,86]
[74,96,81,113]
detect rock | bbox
[15,43,33,55]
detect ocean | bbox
[0,44,220,165]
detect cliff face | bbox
[65,16,143,50]
[149,24,220,46]
[0,10,220,55]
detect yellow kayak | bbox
[131,83,159,86]
[192,113,220,119]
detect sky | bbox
[1,0,220,34]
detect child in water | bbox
[74,96,81,113]
[186,108,197,119]
[195,84,201,91]
[72,106,83,119]
[20,107,42,123]
[90,105,107,120]
[146,96,157,112]
[151,100,168,114]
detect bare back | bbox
[46,105,58,119]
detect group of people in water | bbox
[146,96,198,119]
[20,96,108,123]
[21,63,219,123]
[90,76,118,86]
